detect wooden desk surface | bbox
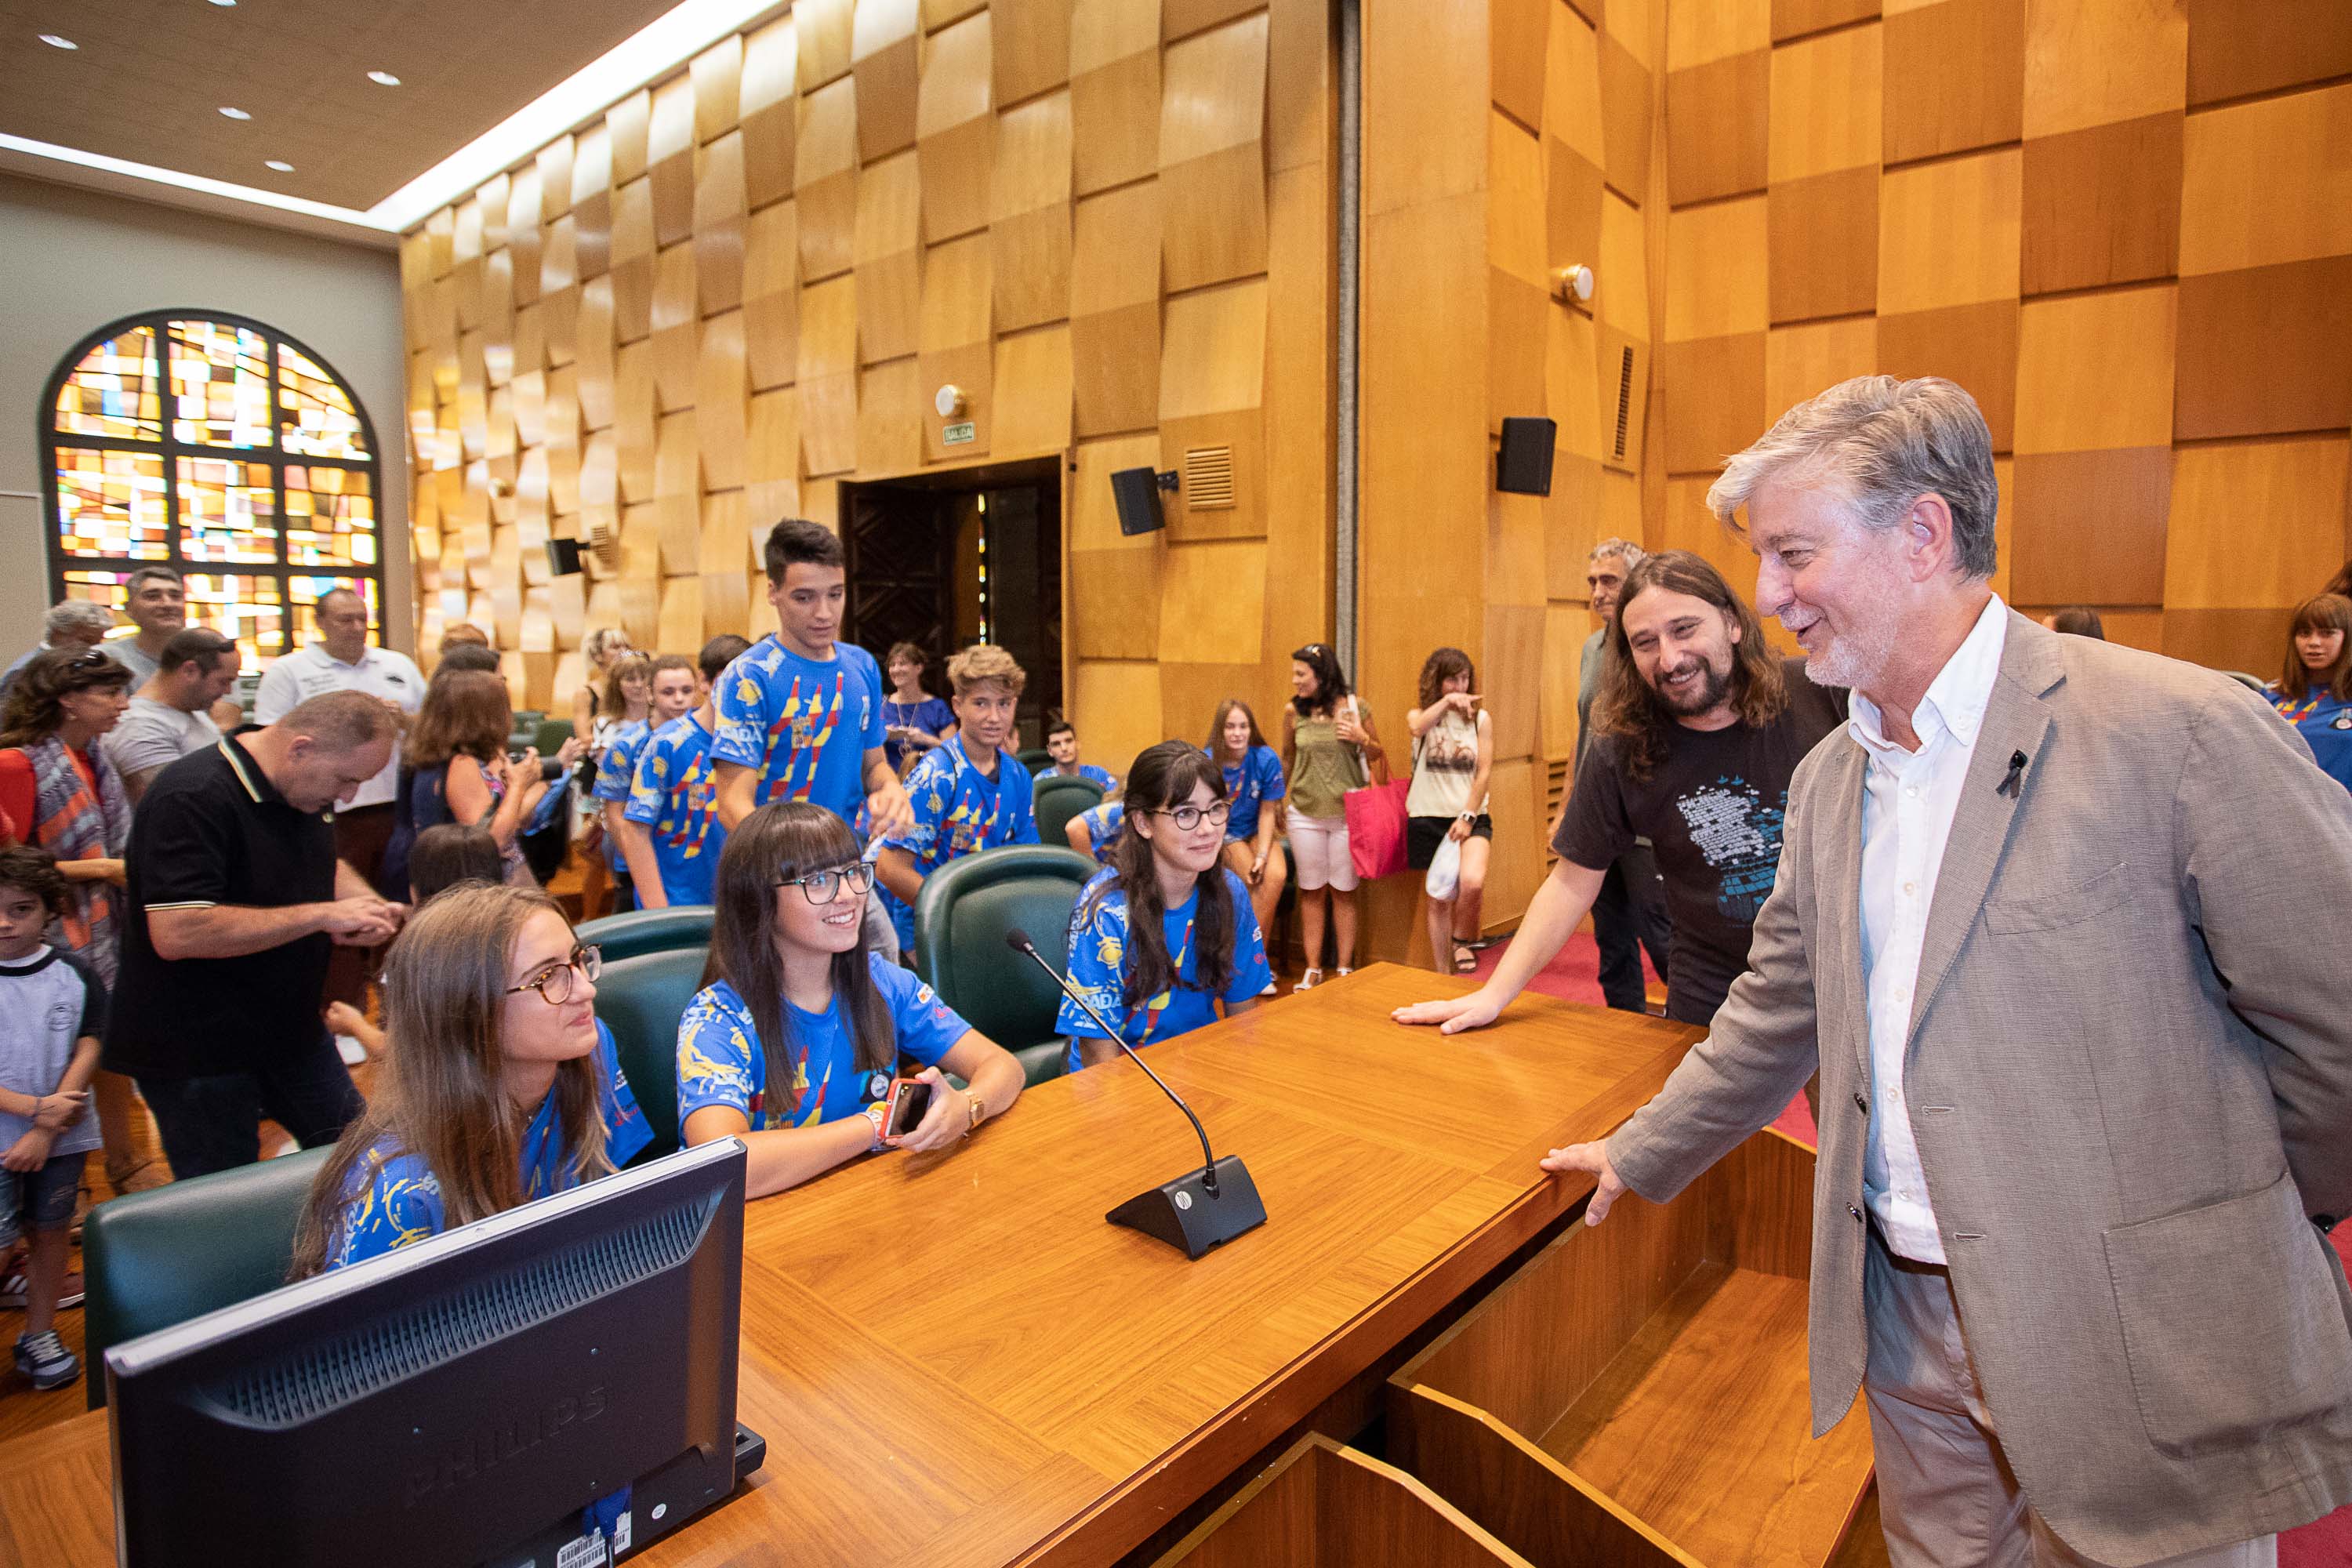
[0,966,1697,1568]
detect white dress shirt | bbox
[252,643,425,809]
[1849,594,2009,1263]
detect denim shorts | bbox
[0,1151,85,1243]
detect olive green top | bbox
[1287,704,1365,818]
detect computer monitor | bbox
[107,1139,755,1568]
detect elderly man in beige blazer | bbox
[1541,376,2352,1567]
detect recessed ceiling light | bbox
[218,106,251,120]
[366,70,400,86]
[209,0,237,6]
[265,159,293,172]
[38,34,78,49]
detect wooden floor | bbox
[1541,1262,1878,1568]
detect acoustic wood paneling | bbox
[1160,12,1272,292]
[1667,51,1768,205]
[1658,334,1767,475]
[1492,0,1548,132]
[1072,0,1163,196]
[854,150,924,364]
[742,16,800,210]
[1769,165,1879,324]
[2187,0,2352,107]
[1882,0,2024,164]
[2179,84,2352,278]
[1668,0,1769,71]
[1876,299,2016,451]
[1876,147,2020,314]
[1071,180,1163,438]
[2165,436,2351,608]
[742,201,800,390]
[2013,285,2176,454]
[2021,0,2187,140]
[1769,22,1882,182]
[993,323,1073,454]
[992,0,1073,106]
[2020,111,2181,296]
[919,12,996,242]
[2173,256,2352,441]
[795,77,859,281]
[1665,197,1769,341]
[796,0,855,91]
[1766,315,1877,419]
[1546,5,1606,169]
[1596,32,1653,199]
[1775,0,1878,43]
[2009,448,2171,604]
[992,90,1074,332]
[851,0,920,162]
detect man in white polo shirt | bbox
[253,589,423,1012]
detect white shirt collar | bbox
[310,642,373,670]
[1847,594,2009,759]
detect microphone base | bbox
[1106,1155,1266,1260]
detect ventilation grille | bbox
[1184,445,1236,510]
[1544,758,1570,869]
[584,512,619,568]
[1611,347,1635,461]
[205,1194,717,1428]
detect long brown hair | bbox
[602,653,653,721]
[704,803,895,1116]
[1417,647,1475,712]
[2281,593,2352,703]
[409,668,514,767]
[291,884,612,1278]
[0,647,131,748]
[1204,698,1266,762]
[1086,740,1236,1011]
[1593,550,1788,782]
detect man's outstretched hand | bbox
[1540,1139,1627,1225]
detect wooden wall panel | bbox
[1160,13,1272,292]
[2187,0,2352,107]
[2009,448,2171,605]
[1658,334,1766,475]
[1071,181,1163,437]
[1665,198,1769,341]
[851,0,920,162]
[919,13,996,242]
[2178,85,2352,278]
[796,77,859,281]
[1876,147,2020,314]
[1668,51,1768,205]
[2013,285,2176,454]
[992,90,1074,332]
[1668,0,1769,71]
[1072,0,1163,196]
[1769,165,1878,324]
[1766,316,1876,419]
[742,201,800,390]
[854,150,924,364]
[1768,23,1882,182]
[1882,0,2023,165]
[994,0,1073,105]
[2019,111,2180,296]
[742,16,800,210]
[2165,437,2351,608]
[1876,299,2016,452]
[2174,256,2352,442]
[2020,0,2187,140]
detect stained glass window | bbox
[45,314,382,666]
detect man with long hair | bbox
[1576,539,1672,1011]
[1396,550,1842,1030]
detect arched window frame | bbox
[39,309,386,667]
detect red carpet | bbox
[1470,932,2352,1562]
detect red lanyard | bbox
[1127,913,1194,1046]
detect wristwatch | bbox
[1458,809,1477,822]
[963,1089,985,1137]
[862,1102,890,1151]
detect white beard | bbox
[1793,611,1899,691]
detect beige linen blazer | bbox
[1606,611,2352,1566]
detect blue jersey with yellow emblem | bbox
[1057,867,1269,1073]
[710,636,884,821]
[675,953,971,1129]
[591,718,650,871]
[2271,684,2352,795]
[323,1022,651,1270]
[1074,800,1124,863]
[877,739,1040,947]
[624,710,728,906]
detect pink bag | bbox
[1345,777,1410,881]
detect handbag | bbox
[1341,698,1408,880]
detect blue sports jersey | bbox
[878,739,1040,947]
[2272,685,2352,795]
[592,719,651,869]
[675,953,971,1129]
[624,711,728,906]
[1211,744,1287,841]
[1044,761,1118,792]
[325,1022,651,1269]
[882,694,956,774]
[710,635,885,820]
[1057,867,1269,1072]
[1073,800,1124,864]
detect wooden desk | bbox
[0,966,1697,1568]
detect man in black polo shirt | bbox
[105,691,405,1178]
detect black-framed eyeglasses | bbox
[776,861,876,904]
[505,945,601,1004]
[1153,801,1231,833]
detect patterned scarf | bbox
[18,734,130,985]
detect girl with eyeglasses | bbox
[1058,741,1271,1073]
[289,882,652,1276]
[677,803,1024,1199]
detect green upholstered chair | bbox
[532,716,576,755]
[1031,775,1105,855]
[1014,747,1053,775]
[81,1146,332,1410]
[575,904,714,962]
[910,844,1102,1087]
[593,946,707,1163]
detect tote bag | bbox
[1341,697,1408,880]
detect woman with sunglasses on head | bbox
[676,803,1023,1200]
[1281,642,1385,991]
[1058,741,1272,1073]
[289,881,652,1276]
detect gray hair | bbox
[277,690,398,752]
[1707,375,1998,581]
[44,600,114,639]
[125,564,183,595]
[1588,538,1645,569]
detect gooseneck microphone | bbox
[1004,926,1267,1258]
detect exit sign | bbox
[942,420,976,445]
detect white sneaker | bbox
[1259,981,1277,996]
[334,1033,368,1066]
[14,1329,78,1391]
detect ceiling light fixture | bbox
[38,33,78,49]
[0,132,374,227]
[219,106,251,120]
[265,159,293,172]
[209,0,237,7]
[367,70,400,86]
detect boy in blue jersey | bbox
[876,644,1040,949]
[713,520,913,953]
[1041,718,1119,793]
[601,655,695,911]
[1065,799,1124,864]
[621,637,747,909]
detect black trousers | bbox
[136,1032,365,1181]
[1591,842,1671,1014]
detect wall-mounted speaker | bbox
[1496,417,1557,496]
[1110,466,1168,535]
[546,538,584,576]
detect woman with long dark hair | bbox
[1280,642,1385,989]
[1059,741,1271,1072]
[0,647,150,1190]
[1405,647,1493,975]
[1203,699,1287,967]
[289,882,652,1275]
[676,803,1023,1198]
[2270,592,2352,794]
[399,668,578,884]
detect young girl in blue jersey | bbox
[1205,699,1287,971]
[677,803,1025,1199]
[2270,592,2352,795]
[290,883,653,1277]
[1059,741,1271,1073]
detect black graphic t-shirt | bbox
[1553,660,1845,1025]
